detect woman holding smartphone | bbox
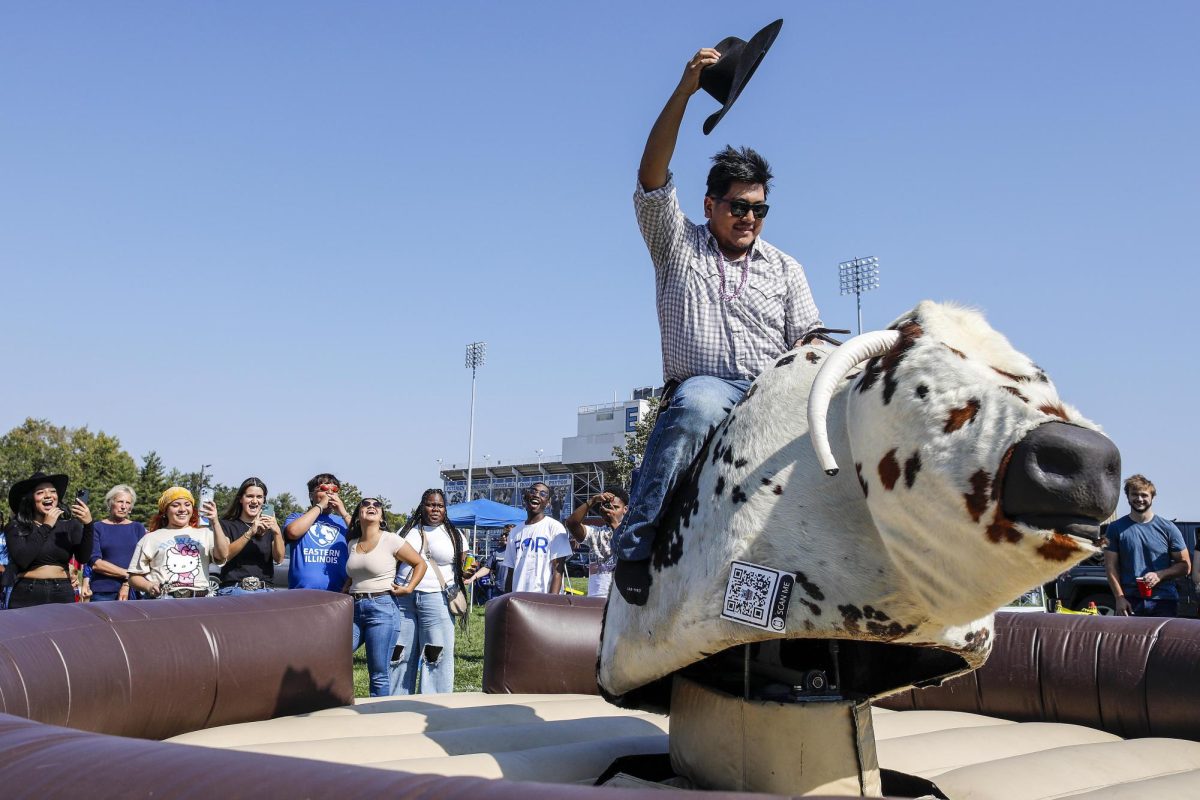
[88,484,146,601]
[390,488,468,695]
[4,471,94,608]
[127,487,230,599]
[216,477,284,595]
[343,497,426,697]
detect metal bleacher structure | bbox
[438,386,661,551]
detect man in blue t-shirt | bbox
[284,473,351,591]
[1105,474,1190,617]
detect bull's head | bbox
[599,301,1120,709]
[808,301,1120,619]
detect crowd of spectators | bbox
[0,469,624,695]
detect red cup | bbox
[1136,577,1152,598]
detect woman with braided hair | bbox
[388,488,468,694]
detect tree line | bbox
[0,418,406,530]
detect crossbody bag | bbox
[421,528,468,620]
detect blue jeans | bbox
[91,592,121,602]
[1131,597,1178,617]
[617,376,750,561]
[352,595,400,697]
[389,591,455,694]
[215,586,274,596]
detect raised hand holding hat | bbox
[698,19,784,135]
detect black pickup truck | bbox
[1053,520,1198,614]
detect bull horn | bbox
[807,330,901,475]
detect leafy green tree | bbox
[2,420,409,538]
[269,491,304,522]
[210,482,237,518]
[73,430,139,505]
[338,482,364,513]
[331,483,407,531]
[385,508,408,532]
[0,418,137,513]
[133,451,170,523]
[612,397,660,489]
[164,468,205,500]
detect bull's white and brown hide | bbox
[599,301,1105,705]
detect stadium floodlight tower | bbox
[839,256,880,335]
[464,341,487,508]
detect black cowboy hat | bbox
[699,19,784,135]
[8,471,69,514]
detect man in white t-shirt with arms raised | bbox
[505,482,572,594]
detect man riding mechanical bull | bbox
[614,19,829,606]
[606,21,1121,715]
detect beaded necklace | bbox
[716,248,751,302]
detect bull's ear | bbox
[808,329,901,475]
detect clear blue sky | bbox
[2,2,1197,518]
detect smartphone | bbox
[261,503,275,518]
[75,488,90,504]
[199,487,215,506]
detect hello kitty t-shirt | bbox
[127,526,216,592]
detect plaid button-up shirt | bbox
[635,174,821,383]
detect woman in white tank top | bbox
[389,489,468,694]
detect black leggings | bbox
[8,577,75,609]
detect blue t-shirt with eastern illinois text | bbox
[286,512,349,591]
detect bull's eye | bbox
[915,384,929,400]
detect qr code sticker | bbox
[722,561,792,629]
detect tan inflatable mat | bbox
[170,693,668,784]
[170,695,1200,794]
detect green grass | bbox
[352,604,487,697]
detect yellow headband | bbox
[157,486,195,512]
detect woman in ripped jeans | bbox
[389,489,468,694]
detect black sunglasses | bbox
[360,499,383,509]
[710,196,769,219]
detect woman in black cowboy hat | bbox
[3,471,94,609]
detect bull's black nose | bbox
[1003,421,1121,537]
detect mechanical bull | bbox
[599,301,1120,713]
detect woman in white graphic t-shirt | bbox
[389,488,469,694]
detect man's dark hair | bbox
[706,145,773,198]
[306,473,340,495]
[609,487,630,505]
